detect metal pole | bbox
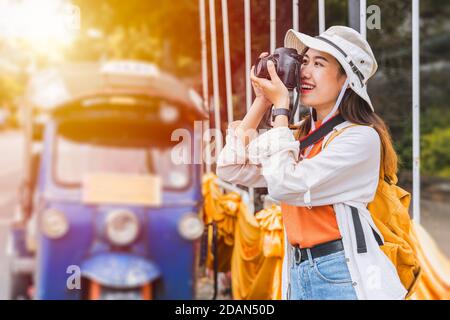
[23,99,32,193]
[412,0,421,223]
[293,0,299,32]
[348,0,360,32]
[270,0,276,53]
[244,0,254,205]
[244,0,252,112]
[199,0,211,173]
[209,0,221,132]
[199,0,209,117]
[318,0,325,34]
[360,0,366,39]
[20,56,36,222]
[293,0,300,123]
[221,0,234,124]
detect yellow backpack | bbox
[324,124,422,298]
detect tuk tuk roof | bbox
[26,61,207,120]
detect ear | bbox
[337,73,348,88]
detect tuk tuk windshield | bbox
[54,123,190,190]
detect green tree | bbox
[421,126,450,178]
[70,0,201,77]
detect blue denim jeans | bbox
[288,249,358,300]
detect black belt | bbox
[293,239,344,265]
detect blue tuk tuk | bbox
[8,61,212,299]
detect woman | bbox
[217,26,407,300]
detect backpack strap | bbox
[322,123,361,149]
[324,126,385,250]
[351,206,384,252]
[351,206,368,253]
[325,123,398,186]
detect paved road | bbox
[0,130,24,299]
[421,199,450,257]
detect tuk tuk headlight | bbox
[40,209,69,239]
[169,171,189,189]
[178,213,204,240]
[159,104,179,123]
[105,210,139,246]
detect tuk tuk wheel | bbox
[8,273,33,300]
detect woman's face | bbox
[299,48,346,110]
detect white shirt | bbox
[217,120,407,300]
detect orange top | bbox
[281,120,342,248]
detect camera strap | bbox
[300,78,349,155]
[299,113,345,153]
[288,65,301,124]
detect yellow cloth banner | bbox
[409,222,450,300]
[201,173,283,299]
[231,204,284,300]
[202,173,450,300]
[202,173,238,272]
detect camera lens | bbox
[269,57,277,68]
[255,60,265,77]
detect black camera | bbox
[254,47,304,126]
[254,47,302,90]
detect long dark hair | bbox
[296,71,399,181]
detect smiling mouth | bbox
[300,84,315,94]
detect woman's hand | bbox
[251,52,272,108]
[250,58,290,109]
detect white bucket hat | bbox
[284,25,378,111]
